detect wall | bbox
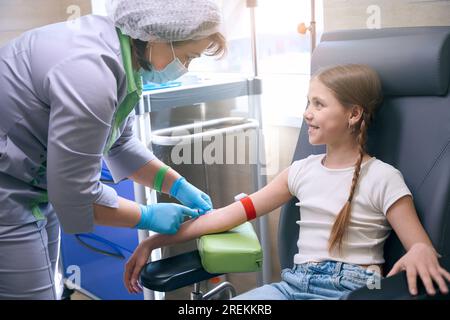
[0,0,92,46]
[324,0,450,32]
[265,0,450,283]
[263,125,300,281]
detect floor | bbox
[70,291,92,300]
[68,272,258,300]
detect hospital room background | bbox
[1,0,449,300]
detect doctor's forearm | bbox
[129,158,181,194]
[93,197,141,228]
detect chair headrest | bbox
[312,27,450,97]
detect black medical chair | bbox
[280,26,450,300]
[140,26,450,300]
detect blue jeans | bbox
[233,261,382,300]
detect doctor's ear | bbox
[131,39,151,71]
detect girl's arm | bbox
[124,167,292,293]
[386,195,450,296]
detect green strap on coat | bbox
[103,28,143,154]
[29,162,48,221]
[30,192,49,221]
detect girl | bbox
[124,64,450,299]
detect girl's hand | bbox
[123,237,156,294]
[387,243,450,296]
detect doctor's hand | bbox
[387,242,450,296]
[170,177,213,214]
[134,203,199,234]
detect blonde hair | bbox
[173,31,227,57]
[312,64,383,254]
[203,32,227,58]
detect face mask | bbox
[140,42,188,84]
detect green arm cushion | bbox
[196,222,263,274]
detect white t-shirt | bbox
[288,153,412,266]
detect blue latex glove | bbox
[135,203,199,234]
[170,177,213,215]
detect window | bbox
[190,0,324,126]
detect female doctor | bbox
[0,0,226,299]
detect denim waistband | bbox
[292,260,376,276]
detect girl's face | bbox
[304,78,354,146]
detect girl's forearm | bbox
[147,201,248,249]
[151,169,292,248]
[146,168,293,250]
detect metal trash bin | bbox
[152,117,260,207]
[150,117,260,299]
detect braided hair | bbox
[312,64,383,254]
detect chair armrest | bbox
[345,256,450,300]
[140,250,222,292]
[197,222,263,273]
[140,222,263,292]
